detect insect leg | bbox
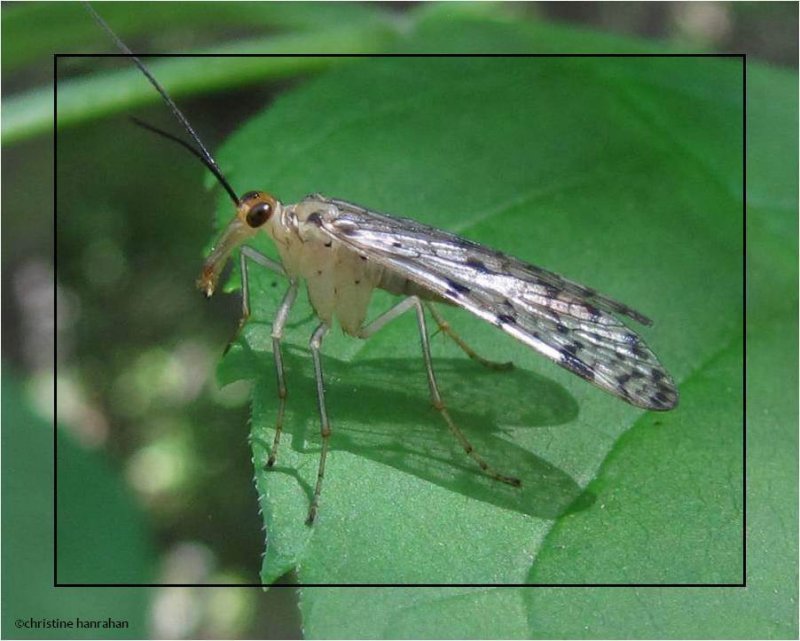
[359,297,521,488]
[241,246,286,277]
[356,296,419,337]
[266,280,299,467]
[425,302,513,371]
[224,247,287,354]
[307,322,331,525]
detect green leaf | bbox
[208,13,796,640]
[219,52,743,582]
[199,12,785,637]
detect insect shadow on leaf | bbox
[231,340,587,520]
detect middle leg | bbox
[425,303,513,371]
[307,322,332,525]
[358,297,521,487]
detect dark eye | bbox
[246,202,272,228]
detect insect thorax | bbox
[273,196,445,336]
[272,198,379,335]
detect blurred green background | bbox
[2,1,796,639]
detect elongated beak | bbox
[196,216,256,298]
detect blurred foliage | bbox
[538,2,798,67]
[4,2,399,143]
[4,1,798,144]
[2,1,797,639]
[2,375,151,638]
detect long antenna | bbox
[85,2,240,205]
[129,116,241,203]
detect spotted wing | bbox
[310,196,678,410]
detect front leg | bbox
[266,280,299,467]
[224,246,287,354]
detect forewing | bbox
[310,196,678,410]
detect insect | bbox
[89,7,678,525]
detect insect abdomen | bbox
[377,270,449,304]
[332,248,382,335]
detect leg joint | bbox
[309,323,330,350]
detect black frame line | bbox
[53,51,747,589]
[64,52,746,58]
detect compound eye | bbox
[245,202,273,228]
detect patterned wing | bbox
[307,196,678,410]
